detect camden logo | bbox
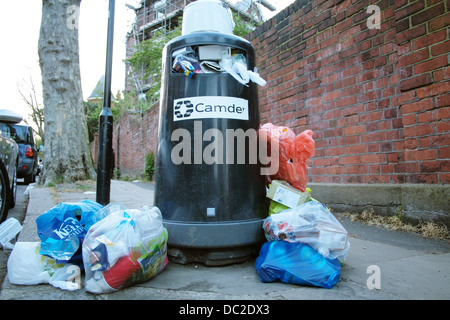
[173,96,249,122]
[174,100,194,119]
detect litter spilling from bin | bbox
[5,0,350,292]
[171,0,265,85]
[5,124,349,293]
[172,45,266,86]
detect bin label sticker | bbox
[173,96,249,121]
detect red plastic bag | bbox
[260,123,315,192]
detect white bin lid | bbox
[182,0,235,35]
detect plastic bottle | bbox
[255,241,341,289]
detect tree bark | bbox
[38,0,96,184]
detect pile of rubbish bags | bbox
[172,45,266,86]
[6,200,168,293]
[255,123,350,289]
[4,122,349,293]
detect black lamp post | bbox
[96,0,115,205]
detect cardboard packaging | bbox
[267,180,311,208]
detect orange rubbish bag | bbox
[260,123,315,192]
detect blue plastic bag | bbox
[255,241,341,289]
[36,200,103,262]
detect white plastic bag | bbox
[263,201,350,262]
[248,69,267,86]
[219,56,266,86]
[0,218,22,249]
[7,242,81,291]
[83,206,168,294]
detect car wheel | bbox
[0,161,11,223]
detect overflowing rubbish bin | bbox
[154,0,267,265]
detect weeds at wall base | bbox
[339,209,450,240]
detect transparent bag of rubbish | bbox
[263,201,350,262]
[83,206,168,294]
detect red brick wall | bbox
[246,0,449,184]
[100,104,160,178]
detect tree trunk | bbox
[38,0,96,185]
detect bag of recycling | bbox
[83,206,168,294]
[260,123,315,192]
[255,241,341,289]
[7,242,81,291]
[263,201,350,262]
[36,200,103,264]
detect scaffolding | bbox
[124,0,275,103]
[125,0,188,106]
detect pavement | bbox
[1,179,450,301]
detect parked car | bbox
[0,110,20,222]
[0,116,39,184]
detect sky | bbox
[0,0,293,122]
